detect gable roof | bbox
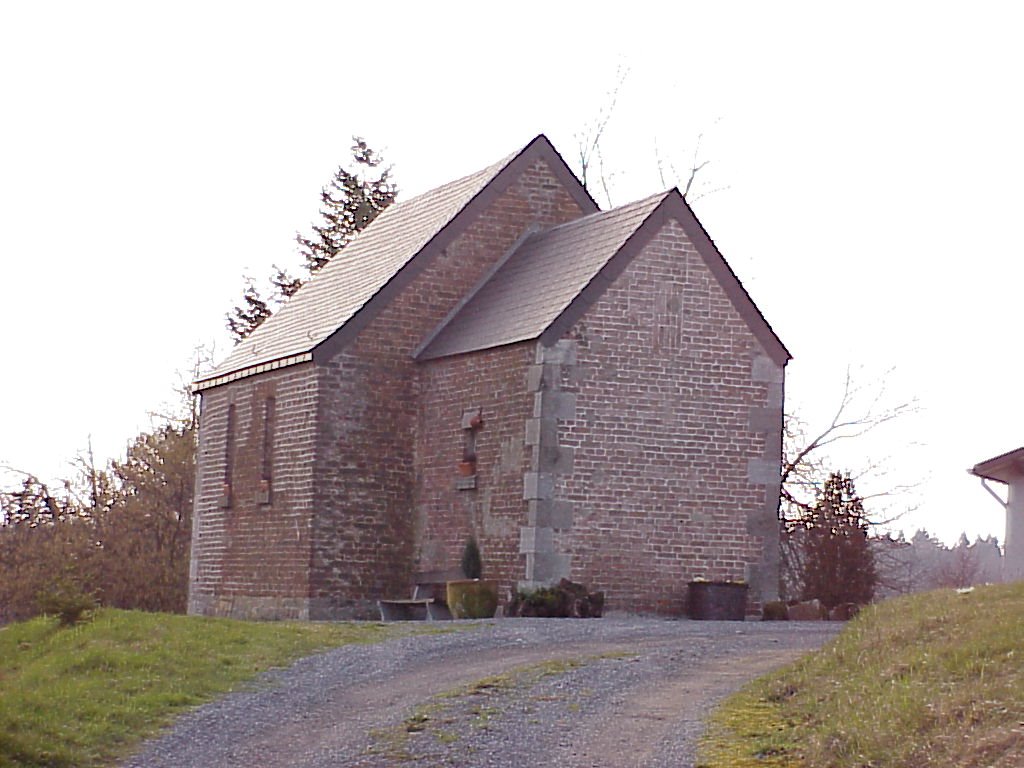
[417,188,791,366]
[194,135,597,391]
[416,191,670,360]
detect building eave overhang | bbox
[969,446,1024,484]
[192,353,314,393]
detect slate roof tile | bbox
[417,191,669,360]
[197,152,513,386]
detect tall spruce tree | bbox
[226,137,397,342]
[798,472,877,608]
[226,277,272,343]
[294,137,397,275]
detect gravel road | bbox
[122,617,840,768]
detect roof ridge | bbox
[197,134,595,389]
[536,189,671,235]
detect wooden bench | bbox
[378,571,460,622]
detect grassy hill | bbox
[0,609,411,768]
[699,582,1024,767]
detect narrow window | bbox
[258,397,275,504]
[221,403,236,507]
[456,408,483,490]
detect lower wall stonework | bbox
[188,364,319,620]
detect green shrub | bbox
[460,537,482,580]
[37,583,97,627]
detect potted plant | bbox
[446,537,498,619]
[687,578,748,621]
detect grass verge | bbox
[0,608,421,768]
[698,582,1024,768]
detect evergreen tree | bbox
[226,137,397,343]
[294,136,397,274]
[799,472,877,608]
[226,277,271,342]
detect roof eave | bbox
[192,352,314,393]
[970,447,1024,483]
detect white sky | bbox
[2,2,1021,545]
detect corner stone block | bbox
[531,551,571,582]
[519,526,554,554]
[751,355,784,384]
[539,340,577,366]
[529,500,575,529]
[539,444,574,475]
[747,458,780,485]
[746,507,777,537]
[748,407,782,434]
[762,436,783,463]
[527,364,563,393]
[523,472,554,500]
[524,418,558,447]
[536,391,576,420]
[526,365,546,393]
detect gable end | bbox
[540,189,791,366]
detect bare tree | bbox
[779,368,919,599]
[574,66,629,208]
[654,122,729,203]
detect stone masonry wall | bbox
[548,219,783,615]
[414,343,536,604]
[188,363,318,619]
[309,159,586,618]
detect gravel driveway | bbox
[122,617,840,768]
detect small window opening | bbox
[220,404,236,507]
[258,397,275,505]
[456,409,483,490]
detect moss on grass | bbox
[699,583,1024,768]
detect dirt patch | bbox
[552,649,805,767]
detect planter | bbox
[687,581,748,621]
[446,579,498,619]
[457,460,477,477]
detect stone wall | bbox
[414,343,535,602]
[307,159,586,618]
[188,363,319,619]
[545,219,783,614]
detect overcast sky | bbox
[2,2,1021,545]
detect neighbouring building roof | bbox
[970,447,1024,483]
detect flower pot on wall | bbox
[446,579,498,619]
[458,459,477,477]
[687,581,748,621]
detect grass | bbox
[0,608,419,768]
[698,582,1024,768]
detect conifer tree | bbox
[294,136,397,275]
[226,277,271,342]
[226,137,397,343]
[798,472,877,608]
